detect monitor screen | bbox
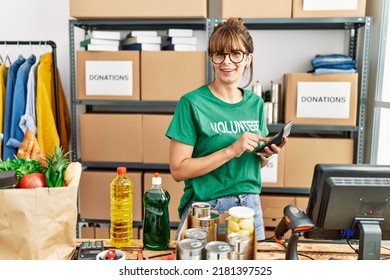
[305,164,390,260]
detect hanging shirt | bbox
[36,52,71,155]
[7,55,36,149]
[56,73,71,153]
[36,52,59,155]
[0,63,9,157]
[19,56,39,135]
[2,57,25,160]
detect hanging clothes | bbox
[56,73,71,153]
[19,56,39,135]
[0,63,8,156]
[2,57,25,160]
[36,52,70,155]
[7,54,36,149]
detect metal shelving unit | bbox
[69,17,372,231]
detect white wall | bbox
[0,0,71,105]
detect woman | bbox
[165,17,287,241]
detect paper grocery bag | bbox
[0,185,78,260]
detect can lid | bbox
[152,172,162,185]
[228,206,255,218]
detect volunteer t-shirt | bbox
[166,85,269,216]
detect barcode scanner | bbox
[274,205,314,260]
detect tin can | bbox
[252,81,262,96]
[191,202,211,219]
[190,211,220,242]
[184,228,208,244]
[228,233,252,260]
[205,241,231,260]
[264,102,273,124]
[177,239,205,260]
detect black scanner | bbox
[274,205,314,260]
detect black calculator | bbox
[76,240,104,260]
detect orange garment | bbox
[0,63,8,157]
[36,52,70,155]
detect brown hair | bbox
[208,17,254,87]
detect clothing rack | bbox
[0,40,61,141]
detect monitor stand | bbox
[356,218,383,260]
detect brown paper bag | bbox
[0,185,78,260]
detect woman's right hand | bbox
[228,132,266,158]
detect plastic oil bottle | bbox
[110,166,133,248]
[143,172,171,250]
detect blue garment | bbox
[7,55,36,149]
[2,57,25,160]
[20,57,39,135]
[314,68,356,74]
[175,194,265,241]
[310,54,356,74]
[311,54,354,66]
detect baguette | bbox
[64,162,82,187]
[17,129,47,167]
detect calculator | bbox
[76,240,105,260]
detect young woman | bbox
[166,17,287,240]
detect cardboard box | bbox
[77,51,140,101]
[95,226,110,239]
[80,225,95,239]
[70,0,207,19]
[143,172,184,223]
[141,51,206,101]
[295,196,309,212]
[80,113,143,162]
[292,0,366,18]
[284,73,358,126]
[262,195,306,240]
[142,114,173,164]
[80,225,139,239]
[79,170,143,221]
[261,147,286,188]
[176,211,257,260]
[284,137,354,188]
[262,195,296,228]
[209,0,292,18]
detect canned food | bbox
[190,211,220,242]
[227,206,255,241]
[184,228,208,244]
[228,232,252,260]
[177,239,204,260]
[205,241,231,260]
[191,202,211,219]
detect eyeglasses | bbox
[210,51,248,64]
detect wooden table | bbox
[76,239,390,260]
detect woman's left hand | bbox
[256,137,288,158]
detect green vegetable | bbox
[45,146,70,188]
[0,157,45,180]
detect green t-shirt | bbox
[166,85,269,216]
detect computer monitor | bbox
[305,164,390,260]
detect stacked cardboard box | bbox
[70,0,207,19]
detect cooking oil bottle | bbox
[143,172,171,250]
[110,166,133,248]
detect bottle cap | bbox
[152,172,162,185]
[117,167,126,175]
